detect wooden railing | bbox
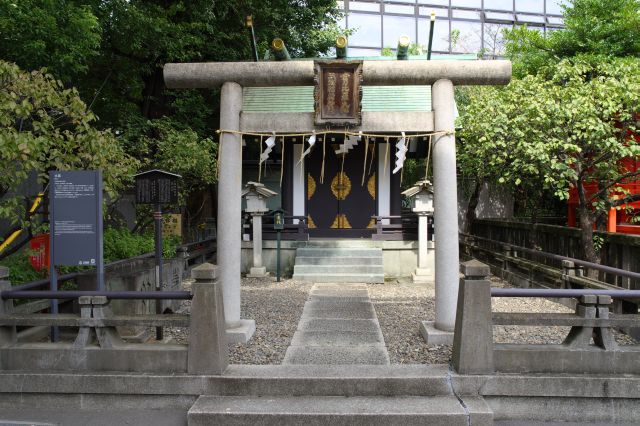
[261,214,309,241]
[371,215,419,241]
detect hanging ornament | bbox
[335,130,361,155]
[392,131,408,175]
[259,132,276,164]
[297,131,317,165]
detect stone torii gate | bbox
[164,60,511,344]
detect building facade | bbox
[338,0,565,57]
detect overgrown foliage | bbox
[458,57,640,262]
[0,0,344,235]
[0,61,137,232]
[103,227,179,263]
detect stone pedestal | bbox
[412,213,433,284]
[419,320,453,345]
[247,213,269,278]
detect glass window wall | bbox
[349,12,383,48]
[343,0,563,56]
[383,15,417,46]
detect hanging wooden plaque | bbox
[314,61,363,126]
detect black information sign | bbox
[135,169,181,204]
[50,171,102,266]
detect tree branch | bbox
[589,170,640,202]
[609,193,640,208]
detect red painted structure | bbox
[567,119,640,235]
[28,233,50,271]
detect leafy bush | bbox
[0,249,45,285]
[103,227,179,263]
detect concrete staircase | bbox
[186,365,493,426]
[293,246,384,283]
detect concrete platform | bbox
[188,395,475,426]
[3,367,640,424]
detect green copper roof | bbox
[242,54,475,113]
[242,86,431,113]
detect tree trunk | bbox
[464,179,482,234]
[576,180,600,265]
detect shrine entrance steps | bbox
[187,283,492,425]
[292,243,384,283]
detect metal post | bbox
[96,170,105,292]
[154,203,163,340]
[276,230,281,282]
[427,12,436,60]
[49,183,58,343]
[246,16,259,62]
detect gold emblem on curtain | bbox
[367,173,376,200]
[330,214,352,229]
[307,215,317,229]
[307,175,316,200]
[330,172,351,200]
[367,218,376,229]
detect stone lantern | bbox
[242,182,277,277]
[402,180,434,283]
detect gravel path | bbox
[165,277,312,364]
[165,274,636,365]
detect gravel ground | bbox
[366,281,448,364]
[165,274,637,365]
[165,277,312,364]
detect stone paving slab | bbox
[309,290,370,298]
[290,331,384,346]
[304,300,375,310]
[306,295,371,303]
[283,345,390,365]
[301,306,376,320]
[284,283,389,365]
[296,318,382,333]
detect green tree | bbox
[458,57,640,262]
[0,0,101,82]
[504,0,640,77]
[0,61,137,234]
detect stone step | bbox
[303,240,384,248]
[220,364,453,396]
[188,395,489,426]
[296,248,383,258]
[295,256,382,265]
[293,273,384,283]
[293,265,384,275]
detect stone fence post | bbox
[188,263,228,374]
[452,260,494,374]
[0,266,16,346]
